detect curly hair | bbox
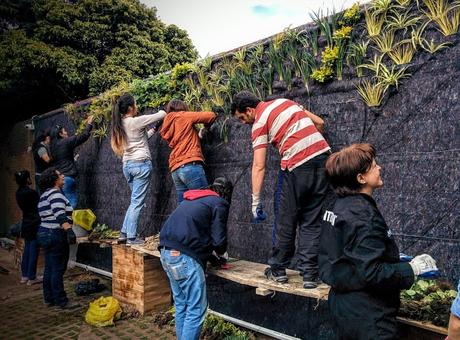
[39,167,59,193]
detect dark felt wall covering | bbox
[34,25,459,340]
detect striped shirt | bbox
[38,188,73,229]
[252,99,330,171]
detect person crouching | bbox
[159,177,233,340]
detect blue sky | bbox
[142,0,358,57]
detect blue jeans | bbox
[37,228,69,307]
[122,160,152,238]
[21,239,39,280]
[171,163,208,203]
[62,176,77,208]
[160,249,207,340]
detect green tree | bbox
[0,0,198,127]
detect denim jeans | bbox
[62,176,77,208]
[122,160,152,239]
[37,228,69,307]
[171,163,208,203]
[21,239,39,280]
[160,249,207,340]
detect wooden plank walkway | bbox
[130,245,329,300]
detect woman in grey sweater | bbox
[111,93,165,245]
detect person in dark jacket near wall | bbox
[15,170,42,285]
[49,116,93,208]
[159,177,233,340]
[32,130,51,194]
[319,143,438,340]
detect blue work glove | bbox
[399,253,413,262]
[409,254,440,279]
[251,193,267,223]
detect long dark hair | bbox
[32,129,50,153]
[111,93,135,156]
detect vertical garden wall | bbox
[13,0,458,337]
[33,0,459,284]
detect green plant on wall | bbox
[420,38,452,53]
[365,9,386,37]
[387,9,421,34]
[347,40,369,77]
[372,29,396,54]
[422,0,460,36]
[340,2,361,26]
[388,42,416,64]
[356,79,388,107]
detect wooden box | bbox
[112,245,171,315]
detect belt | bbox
[180,161,202,168]
[124,159,150,164]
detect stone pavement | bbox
[0,247,175,340]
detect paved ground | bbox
[0,247,175,340]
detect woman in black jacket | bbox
[15,170,42,285]
[49,116,93,208]
[319,143,437,340]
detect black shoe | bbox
[264,267,288,283]
[303,278,322,289]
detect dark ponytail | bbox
[111,93,135,156]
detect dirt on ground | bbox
[0,247,176,340]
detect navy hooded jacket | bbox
[159,189,229,269]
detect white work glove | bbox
[251,193,261,217]
[251,193,267,223]
[409,254,438,277]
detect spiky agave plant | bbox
[377,64,410,89]
[356,79,388,107]
[357,54,384,76]
[387,9,421,34]
[422,0,460,36]
[420,38,452,53]
[365,9,386,37]
[371,29,396,54]
[410,20,429,48]
[388,42,416,64]
[370,0,394,15]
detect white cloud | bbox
[142,0,358,57]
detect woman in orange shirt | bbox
[160,99,216,203]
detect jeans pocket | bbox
[169,259,188,281]
[37,232,52,249]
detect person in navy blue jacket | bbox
[159,177,233,340]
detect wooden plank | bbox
[397,317,448,335]
[208,260,329,300]
[76,237,122,245]
[130,244,329,299]
[131,245,160,257]
[256,287,274,296]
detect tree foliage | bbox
[0,0,197,127]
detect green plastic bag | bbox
[85,296,122,327]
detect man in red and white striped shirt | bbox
[231,90,331,289]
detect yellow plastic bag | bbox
[72,209,96,231]
[85,296,122,327]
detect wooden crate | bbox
[112,245,171,315]
[14,238,45,274]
